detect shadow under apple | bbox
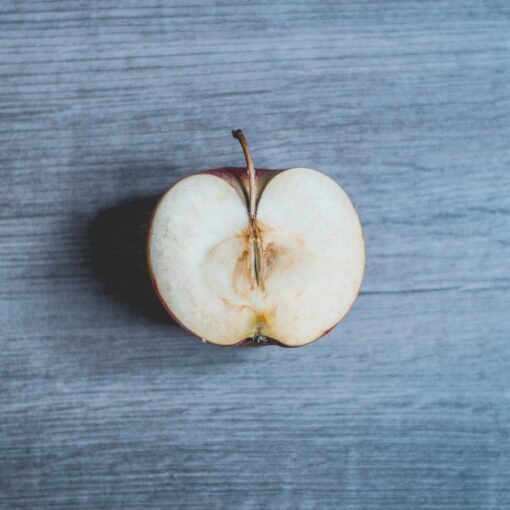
[88,195,176,326]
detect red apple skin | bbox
[147,167,365,348]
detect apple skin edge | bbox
[146,167,366,348]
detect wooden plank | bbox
[1,1,509,508]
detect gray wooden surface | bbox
[1,1,509,509]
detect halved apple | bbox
[147,130,365,347]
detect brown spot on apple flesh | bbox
[262,242,295,277]
[251,307,276,332]
[203,221,312,339]
[232,246,253,297]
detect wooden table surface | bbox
[1,1,509,509]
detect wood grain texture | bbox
[1,1,509,508]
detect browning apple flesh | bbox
[147,130,365,347]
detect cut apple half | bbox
[148,131,365,347]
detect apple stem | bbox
[232,129,262,287]
[232,129,257,220]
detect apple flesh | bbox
[147,130,365,347]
